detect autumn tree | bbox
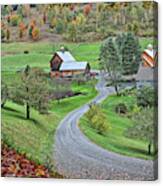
[10,66,49,119]
[32,26,40,41]
[83,4,92,16]
[19,22,27,39]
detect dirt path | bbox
[54,75,156,180]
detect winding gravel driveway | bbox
[54,76,157,180]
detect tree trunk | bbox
[26,103,30,119]
[115,85,119,96]
[148,143,151,155]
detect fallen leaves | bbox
[1,143,50,178]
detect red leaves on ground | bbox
[1,144,50,178]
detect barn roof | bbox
[56,51,76,62]
[60,62,88,71]
[136,66,154,81]
[144,49,156,59]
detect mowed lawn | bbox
[1,38,153,71]
[79,95,155,160]
[1,81,97,165]
[2,42,101,70]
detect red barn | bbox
[142,44,157,68]
[49,48,90,78]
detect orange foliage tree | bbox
[32,27,40,41]
[19,22,27,39]
[83,4,92,16]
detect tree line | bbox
[1,2,156,42]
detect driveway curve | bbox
[54,76,156,180]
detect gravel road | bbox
[54,76,157,180]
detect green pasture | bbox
[79,95,156,160]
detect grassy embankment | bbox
[2,80,97,164]
[79,95,155,160]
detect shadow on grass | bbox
[111,142,152,158]
[4,111,50,132]
[3,106,21,113]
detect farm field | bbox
[1,38,152,72]
[1,37,153,163]
[79,95,156,160]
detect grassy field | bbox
[1,80,97,164]
[1,37,153,164]
[79,95,155,160]
[1,38,152,71]
[2,42,101,70]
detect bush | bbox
[85,105,110,135]
[115,103,128,114]
[137,86,156,107]
[10,14,20,26]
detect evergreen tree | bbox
[120,33,141,75]
[100,38,121,95]
[10,66,49,119]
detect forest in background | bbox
[1,2,157,43]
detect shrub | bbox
[127,104,141,118]
[32,27,40,41]
[91,113,109,135]
[85,105,110,135]
[10,14,20,26]
[137,86,156,107]
[115,103,128,114]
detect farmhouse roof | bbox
[60,62,88,71]
[136,66,154,81]
[56,51,76,62]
